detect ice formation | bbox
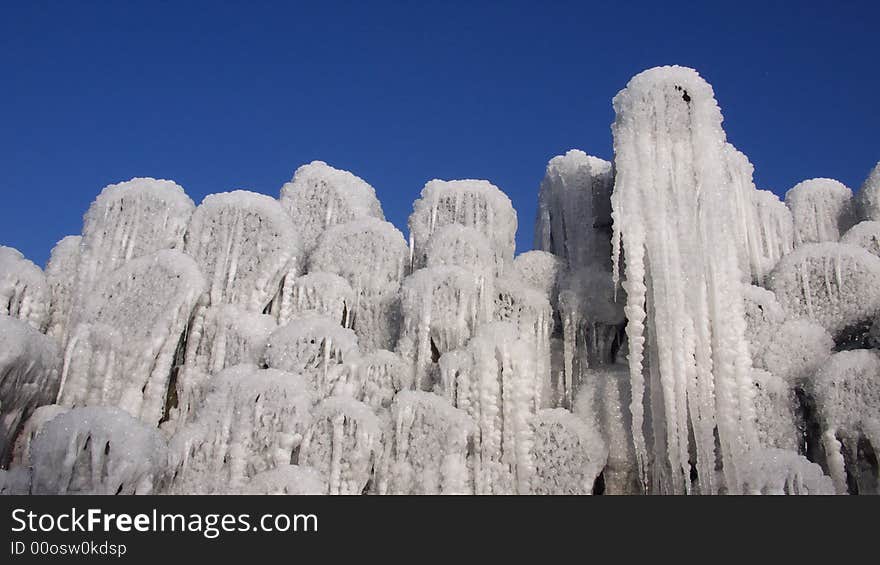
[272,272,354,327]
[308,218,408,351]
[398,265,492,389]
[0,246,49,331]
[438,323,541,494]
[298,397,382,495]
[767,242,880,338]
[530,408,606,495]
[610,66,758,494]
[573,366,638,494]
[354,350,414,411]
[58,250,205,424]
[512,250,563,301]
[44,236,81,342]
[841,220,880,257]
[752,190,795,281]
[534,150,614,270]
[4,64,877,496]
[784,178,856,246]
[738,448,834,495]
[0,316,59,464]
[409,179,516,271]
[265,314,360,400]
[375,390,473,494]
[29,407,168,495]
[812,350,880,494]
[279,161,384,254]
[170,304,277,424]
[73,178,194,303]
[239,465,326,495]
[855,162,880,221]
[185,190,300,311]
[166,365,312,494]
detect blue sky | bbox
[2,0,878,266]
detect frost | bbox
[753,190,795,278]
[438,323,540,494]
[279,161,384,254]
[239,465,326,495]
[44,236,81,342]
[170,304,277,424]
[29,407,168,494]
[375,390,474,494]
[493,275,553,408]
[530,408,607,495]
[610,66,758,494]
[0,246,49,331]
[855,161,880,221]
[409,179,516,271]
[264,314,360,400]
[298,397,382,495]
[74,178,194,298]
[272,272,354,327]
[166,365,312,494]
[738,448,834,495]
[812,350,880,494]
[840,220,880,257]
[185,190,300,311]
[784,178,855,246]
[534,150,614,270]
[0,316,60,464]
[512,250,563,302]
[751,369,799,451]
[424,224,497,276]
[767,242,880,337]
[354,350,414,411]
[754,320,833,384]
[309,218,408,351]
[58,250,205,424]
[398,265,492,389]
[182,304,276,377]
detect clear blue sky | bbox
[2,0,878,266]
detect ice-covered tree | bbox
[29,407,168,495]
[784,178,856,246]
[58,250,205,424]
[409,179,516,271]
[309,218,408,351]
[0,316,59,464]
[279,161,384,254]
[0,246,49,331]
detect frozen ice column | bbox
[610,66,758,494]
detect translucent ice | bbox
[534,150,614,270]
